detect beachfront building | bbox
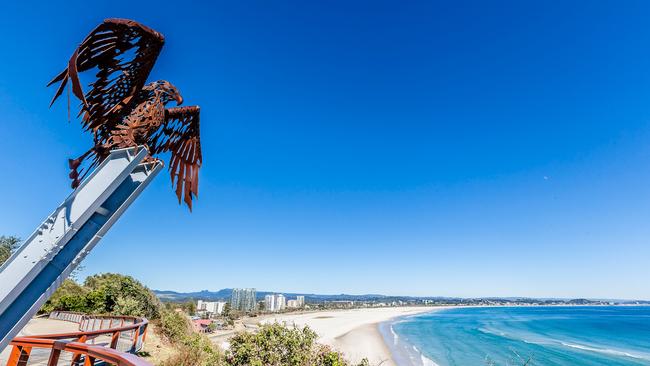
[276,294,286,310]
[265,294,286,312]
[231,288,257,312]
[287,299,299,308]
[207,301,227,315]
[197,300,227,315]
[286,296,305,309]
[264,295,274,311]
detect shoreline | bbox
[252,305,627,365]
[378,313,440,366]
[259,306,445,365]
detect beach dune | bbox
[262,307,438,365]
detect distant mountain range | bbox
[153,289,650,305]
[154,289,390,302]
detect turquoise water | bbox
[381,306,650,366]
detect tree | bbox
[84,273,161,318]
[222,302,231,318]
[207,322,217,332]
[0,236,20,266]
[40,273,161,319]
[184,300,196,315]
[41,279,89,313]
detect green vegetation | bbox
[41,273,160,318]
[0,235,20,266]
[221,302,237,327]
[160,334,224,366]
[84,273,161,318]
[41,279,89,313]
[157,309,223,366]
[227,323,369,366]
[157,318,368,366]
[159,309,192,341]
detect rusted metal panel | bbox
[49,19,203,211]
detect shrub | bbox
[159,310,192,343]
[159,340,224,366]
[226,323,368,366]
[157,309,224,366]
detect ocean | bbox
[379,306,650,366]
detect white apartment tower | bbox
[197,300,227,315]
[265,294,287,312]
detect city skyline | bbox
[156,288,650,302]
[2,0,650,299]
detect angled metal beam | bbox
[0,146,162,352]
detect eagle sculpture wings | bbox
[48,19,202,210]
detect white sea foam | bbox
[387,306,650,365]
[420,354,439,366]
[406,344,439,366]
[477,327,507,337]
[389,325,399,345]
[384,321,440,366]
[476,324,647,361]
[560,342,650,361]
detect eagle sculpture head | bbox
[144,80,184,105]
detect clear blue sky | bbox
[1,0,649,299]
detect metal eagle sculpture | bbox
[48,18,202,210]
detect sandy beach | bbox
[261,306,445,365]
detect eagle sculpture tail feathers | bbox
[47,69,69,107]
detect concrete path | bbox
[0,318,78,364]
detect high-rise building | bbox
[264,295,274,311]
[231,288,257,312]
[206,301,227,315]
[297,295,305,307]
[264,294,287,312]
[276,294,286,311]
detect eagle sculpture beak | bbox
[176,95,183,105]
